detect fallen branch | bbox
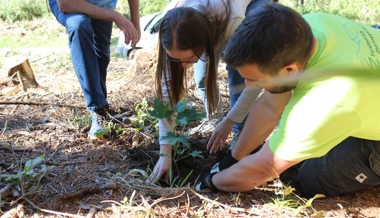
[24,198,86,218]
[55,182,118,199]
[0,101,85,109]
[0,145,32,152]
[187,188,253,214]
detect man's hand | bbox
[207,118,234,154]
[113,13,140,48]
[195,173,218,192]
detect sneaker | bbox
[88,108,107,140]
[211,140,266,173]
[210,150,238,173]
[210,162,221,174]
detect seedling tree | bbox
[148,98,204,180]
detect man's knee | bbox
[66,14,92,35]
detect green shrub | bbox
[117,0,168,18]
[0,0,48,23]
[1,0,378,25]
[282,0,380,25]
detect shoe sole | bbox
[88,135,105,140]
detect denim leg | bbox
[49,0,111,112]
[227,0,273,132]
[227,65,246,132]
[194,47,222,118]
[298,137,380,197]
[91,18,113,101]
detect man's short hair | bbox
[223,3,314,75]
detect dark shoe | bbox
[210,140,265,173]
[88,108,107,140]
[210,150,238,173]
[107,108,125,123]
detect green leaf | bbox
[176,134,190,149]
[179,170,193,187]
[294,194,325,215]
[160,133,190,148]
[173,100,189,113]
[148,98,173,119]
[189,150,204,159]
[176,116,188,126]
[177,148,187,155]
[31,155,45,168]
[25,169,34,175]
[24,159,32,172]
[95,126,111,137]
[176,107,203,126]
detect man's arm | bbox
[213,142,300,192]
[232,90,291,160]
[57,0,140,47]
[57,0,120,20]
[128,0,141,40]
[211,91,296,192]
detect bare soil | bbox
[0,19,379,218]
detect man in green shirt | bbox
[196,3,380,197]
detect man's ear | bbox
[279,63,300,76]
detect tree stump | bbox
[4,55,39,92]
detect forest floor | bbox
[0,17,379,218]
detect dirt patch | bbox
[0,20,379,218]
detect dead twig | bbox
[46,133,73,161]
[55,182,118,199]
[187,188,251,214]
[0,101,85,109]
[24,197,87,218]
[0,146,33,152]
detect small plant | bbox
[148,98,204,182]
[71,108,91,127]
[168,168,193,188]
[263,179,326,216]
[5,155,45,185]
[131,98,158,131]
[94,121,127,138]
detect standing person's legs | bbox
[193,47,223,119]
[66,15,110,111]
[49,0,113,139]
[91,18,113,102]
[299,137,380,197]
[49,0,110,111]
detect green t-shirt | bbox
[269,13,380,161]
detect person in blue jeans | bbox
[49,0,141,139]
[149,0,273,183]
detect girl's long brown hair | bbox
[155,0,232,117]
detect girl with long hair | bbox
[150,0,272,183]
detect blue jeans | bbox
[299,137,380,197]
[194,0,272,132]
[49,0,112,112]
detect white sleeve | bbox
[224,0,252,39]
[226,86,262,123]
[158,71,176,145]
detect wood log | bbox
[4,55,39,88]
